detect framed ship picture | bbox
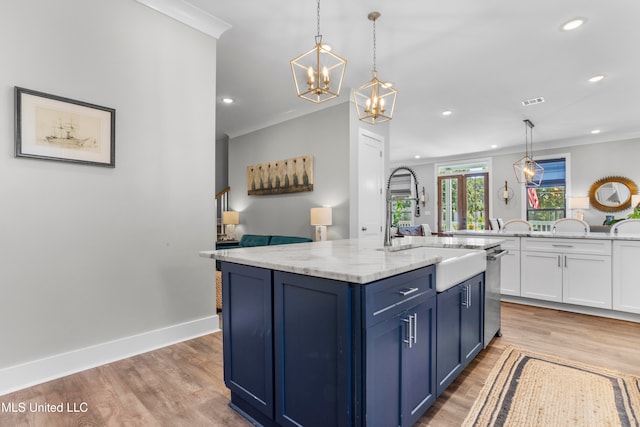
[15,87,116,167]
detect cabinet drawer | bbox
[521,238,611,255]
[500,237,520,250]
[363,265,435,327]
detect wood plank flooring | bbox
[1,302,638,426]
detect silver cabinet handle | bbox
[558,255,561,267]
[413,313,418,345]
[398,287,419,296]
[552,244,574,248]
[361,227,368,231]
[461,285,470,308]
[564,255,567,268]
[403,316,414,348]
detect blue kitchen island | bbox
[200,236,502,427]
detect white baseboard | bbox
[0,314,220,396]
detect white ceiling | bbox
[186,0,640,163]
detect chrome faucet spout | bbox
[384,166,421,247]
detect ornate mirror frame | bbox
[588,176,638,212]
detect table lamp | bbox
[571,197,589,221]
[310,207,332,241]
[222,211,239,240]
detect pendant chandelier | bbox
[513,119,544,187]
[290,0,347,104]
[353,12,397,125]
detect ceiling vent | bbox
[521,97,545,106]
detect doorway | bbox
[438,173,488,232]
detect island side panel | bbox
[222,262,275,421]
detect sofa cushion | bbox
[239,234,272,247]
[269,235,313,245]
[397,225,424,236]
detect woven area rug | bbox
[463,346,640,427]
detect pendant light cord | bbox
[316,0,321,38]
[372,17,377,72]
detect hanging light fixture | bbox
[353,11,397,124]
[290,0,347,104]
[513,119,544,186]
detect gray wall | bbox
[228,102,351,240]
[0,0,217,369]
[408,138,640,230]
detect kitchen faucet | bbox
[384,166,421,247]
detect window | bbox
[389,173,415,226]
[526,158,566,231]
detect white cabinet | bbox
[613,240,640,314]
[499,237,521,296]
[521,238,612,309]
[521,251,563,301]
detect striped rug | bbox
[463,346,640,427]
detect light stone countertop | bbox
[452,229,640,240]
[199,236,502,284]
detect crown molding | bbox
[135,0,231,39]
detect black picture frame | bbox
[15,87,116,167]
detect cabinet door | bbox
[521,251,563,302]
[273,272,350,427]
[401,297,436,427]
[365,313,402,427]
[613,241,640,314]
[366,296,436,427]
[461,274,484,364]
[222,262,274,419]
[563,254,612,309]
[436,285,463,397]
[500,250,520,296]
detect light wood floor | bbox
[1,302,639,426]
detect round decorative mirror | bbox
[588,176,638,212]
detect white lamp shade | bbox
[222,211,239,225]
[310,207,332,226]
[571,197,590,210]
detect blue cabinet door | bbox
[401,296,437,427]
[273,271,351,427]
[222,262,274,421]
[436,285,463,397]
[461,274,484,364]
[365,296,436,427]
[365,313,402,427]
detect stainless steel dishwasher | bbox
[484,245,506,347]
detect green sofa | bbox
[220,234,312,249]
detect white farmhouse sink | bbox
[418,248,487,292]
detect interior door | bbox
[358,130,384,238]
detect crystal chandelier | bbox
[290,0,347,104]
[513,119,544,187]
[353,12,397,125]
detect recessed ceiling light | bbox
[221,97,235,104]
[562,18,585,31]
[588,75,605,83]
[321,44,332,52]
[590,129,601,134]
[491,144,498,149]
[442,110,452,116]
[415,155,421,159]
